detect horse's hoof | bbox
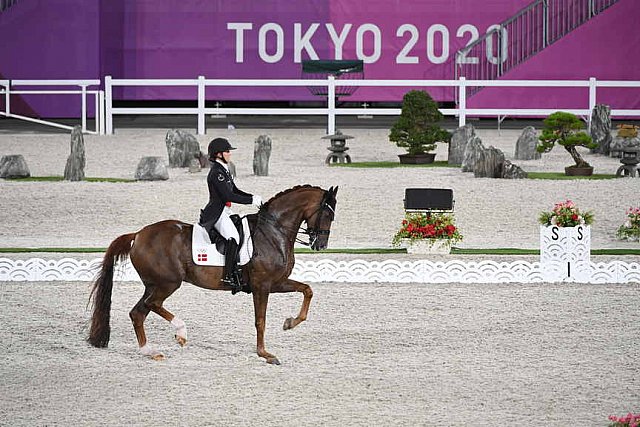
[267,357,281,365]
[140,345,165,360]
[283,317,294,330]
[175,335,187,347]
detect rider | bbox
[199,137,262,292]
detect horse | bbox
[87,185,338,365]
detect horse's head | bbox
[305,186,338,251]
[259,185,338,251]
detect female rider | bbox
[199,137,262,291]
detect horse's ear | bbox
[332,186,339,197]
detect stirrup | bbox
[224,270,243,294]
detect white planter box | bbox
[540,225,591,282]
[404,239,451,255]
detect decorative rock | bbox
[64,125,86,181]
[514,126,541,160]
[501,160,528,179]
[165,129,201,167]
[188,158,201,173]
[196,151,209,168]
[461,136,485,172]
[474,146,505,178]
[135,157,169,181]
[253,134,272,176]
[448,124,475,165]
[0,154,30,178]
[610,136,640,158]
[589,104,612,155]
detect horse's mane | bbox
[262,184,324,209]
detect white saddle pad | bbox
[192,219,253,266]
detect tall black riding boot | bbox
[223,239,241,293]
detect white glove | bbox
[252,195,263,208]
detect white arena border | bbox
[1,257,639,284]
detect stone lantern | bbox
[322,130,353,164]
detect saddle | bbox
[205,214,245,254]
[192,215,253,267]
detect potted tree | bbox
[389,90,451,164]
[536,111,599,176]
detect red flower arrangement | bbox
[392,212,463,246]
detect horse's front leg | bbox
[252,289,280,365]
[271,278,313,331]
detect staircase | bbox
[454,0,620,95]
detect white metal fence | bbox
[105,75,640,135]
[0,79,103,134]
[2,77,639,135]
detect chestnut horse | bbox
[87,185,338,364]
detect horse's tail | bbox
[87,232,136,348]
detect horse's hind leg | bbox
[144,282,187,347]
[129,289,165,360]
[272,279,313,331]
[130,282,183,360]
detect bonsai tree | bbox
[389,90,451,156]
[536,111,598,169]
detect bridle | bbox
[305,192,336,248]
[256,190,336,248]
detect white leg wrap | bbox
[139,344,157,357]
[171,317,187,340]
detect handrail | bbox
[454,0,620,92]
[104,75,640,135]
[0,80,102,134]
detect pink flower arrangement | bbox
[616,206,640,241]
[539,200,594,227]
[608,412,640,427]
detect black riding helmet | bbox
[207,137,236,160]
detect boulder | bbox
[514,126,541,160]
[253,134,272,176]
[448,124,475,165]
[64,125,86,181]
[188,158,201,173]
[474,146,505,178]
[165,129,201,167]
[501,160,528,179]
[589,104,612,155]
[135,157,169,181]
[0,154,30,178]
[461,136,485,172]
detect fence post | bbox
[98,90,105,135]
[588,77,597,131]
[327,76,336,135]
[105,76,113,134]
[5,81,10,116]
[81,84,87,132]
[458,77,467,127]
[197,75,205,135]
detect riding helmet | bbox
[207,137,236,159]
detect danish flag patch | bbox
[197,253,208,262]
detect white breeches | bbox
[214,208,239,244]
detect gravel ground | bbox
[0,279,638,426]
[0,127,639,252]
[0,126,638,425]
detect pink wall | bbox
[468,0,640,112]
